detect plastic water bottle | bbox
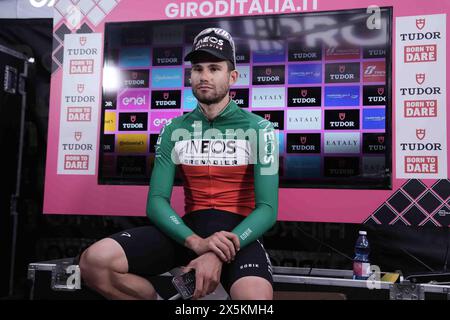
[353,230,370,280]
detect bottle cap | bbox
[359,230,367,235]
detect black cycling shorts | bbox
[108,209,273,293]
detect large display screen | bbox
[99,7,392,189]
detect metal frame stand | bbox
[2,43,31,297]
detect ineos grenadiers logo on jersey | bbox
[151,90,181,109]
[168,120,278,174]
[174,139,251,166]
[118,113,148,131]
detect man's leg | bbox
[79,238,157,300]
[223,239,274,300]
[230,276,273,300]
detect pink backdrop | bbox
[44,0,450,225]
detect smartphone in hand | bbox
[172,269,196,299]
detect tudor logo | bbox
[79,37,87,46]
[301,89,308,97]
[266,68,272,76]
[163,92,169,99]
[264,114,271,121]
[416,73,425,85]
[300,136,307,144]
[378,136,385,144]
[339,113,346,121]
[339,65,346,73]
[230,91,236,99]
[416,18,425,30]
[130,115,136,123]
[378,87,385,95]
[165,50,171,57]
[77,84,84,93]
[74,131,82,141]
[132,72,138,80]
[416,129,426,140]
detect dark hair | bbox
[225,60,235,72]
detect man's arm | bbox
[232,120,279,249]
[147,120,243,260]
[146,120,194,245]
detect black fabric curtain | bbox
[0,18,52,298]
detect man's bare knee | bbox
[79,238,128,284]
[230,277,273,300]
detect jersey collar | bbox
[195,98,239,122]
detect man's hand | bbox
[185,231,240,262]
[183,252,223,300]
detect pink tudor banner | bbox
[44,0,450,227]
